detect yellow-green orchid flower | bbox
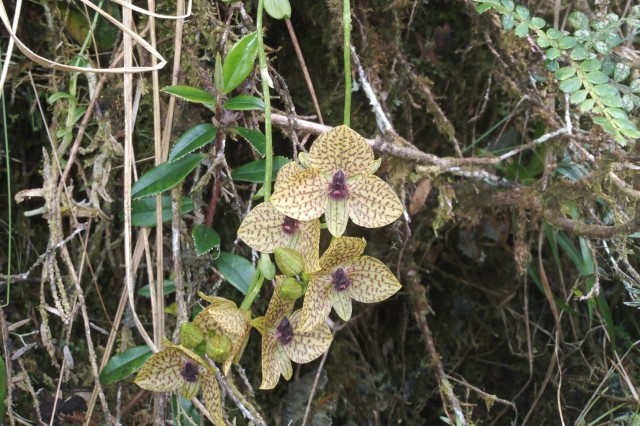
[238,162,321,272]
[134,342,225,424]
[253,277,332,390]
[270,126,404,237]
[298,236,402,332]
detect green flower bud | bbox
[179,322,204,349]
[280,276,305,300]
[275,247,305,276]
[258,253,276,280]
[206,332,233,364]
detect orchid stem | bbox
[257,0,273,202]
[343,0,352,127]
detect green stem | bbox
[240,0,271,311]
[343,0,352,127]
[257,0,273,201]
[240,271,264,311]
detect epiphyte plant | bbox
[475,0,640,144]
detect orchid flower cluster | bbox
[134,126,404,421]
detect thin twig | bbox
[301,347,330,426]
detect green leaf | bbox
[593,117,617,134]
[502,14,515,30]
[599,96,623,108]
[579,98,596,112]
[231,156,290,182]
[591,84,618,98]
[545,47,561,60]
[264,0,291,19]
[546,28,563,40]
[585,70,608,84]
[192,224,221,256]
[214,252,255,294]
[605,108,628,120]
[162,85,216,105]
[559,76,582,93]
[223,95,265,111]
[558,36,577,49]
[630,80,640,95]
[568,11,589,29]
[232,127,266,156]
[579,59,601,72]
[570,46,589,61]
[515,22,529,38]
[530,17,545,29]
[594,41,609,54]
[99,346,153,384]
[132,154,205,199]
[614,63,631,83]
[555,66,576,81]
[618,126,640,139]
[544,59,559,72]
[515,5,529,20]
[612,117,638,130]
[569,89,588,104]
[169,124,217,162]
[476,3,493,13]
[223,32,259,95]
[500,0,514,10]
[536,30,550,48]
[214,54,224,96]
[138,280,176,298]
[131,196,194,227]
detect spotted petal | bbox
[260,337,282,390]
[237,202,292,253]
[284,310,332,364]
[349,174,404,229]
[326,198,349,237]
[319,237,366,270]
[294,219,321,272]
[298,272,333,332]
[344,256,401,303]
[274,161,304,191]
[329,289,353,321]
[270,168,328,221]
[309,126,374,176]
[201,372,225,425]
[134,347,186,392]
[265,277,296,325]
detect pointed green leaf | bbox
[138,280,176,298]
[223,95,265,111]
[223,32,259,95]
[614,63,631,83]
[232,127,266,156]
[618,126,640,139]
[265,0,291,19]
[99,345,153,384]
[169,124,218,162]
[214,54,224,96]
[132,154,204,199]
[192,224,221,256]
[131,196,194,227]
[231,156,291,183]
[162,85,216,105]
[214,252,255,294]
